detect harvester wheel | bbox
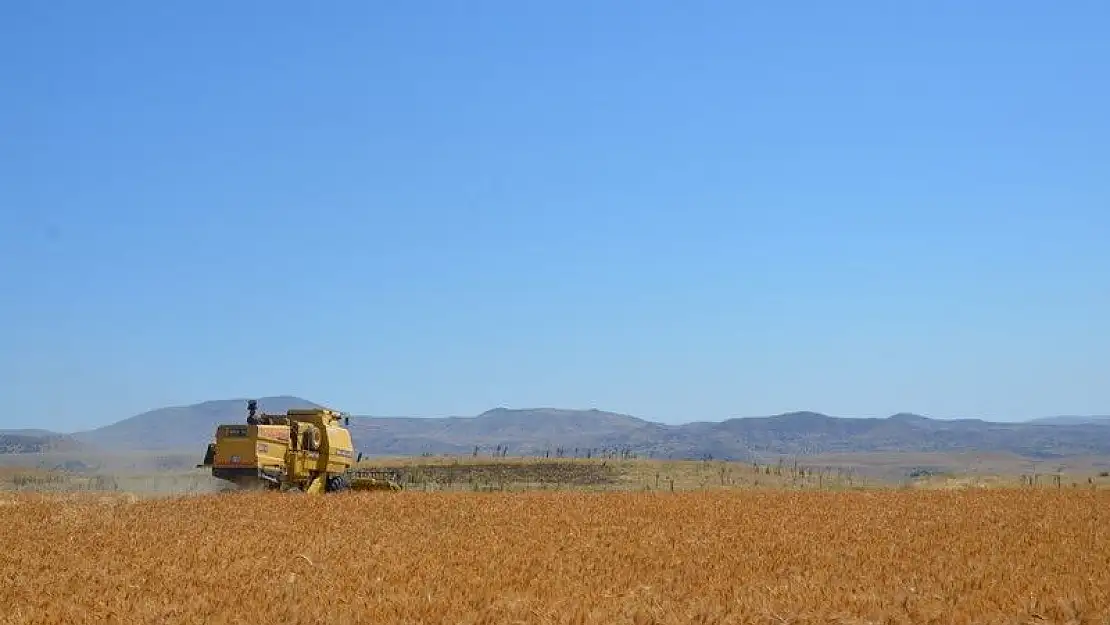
[326,474,351,493]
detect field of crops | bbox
[4,488,1110,624]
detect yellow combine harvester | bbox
[198,400,401,494]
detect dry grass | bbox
[363,455,880,491]
[364,453,1110,492]
[4,488,1110,624]
[6,453,1110,496]
[0,467,231,497]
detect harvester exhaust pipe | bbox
[247,399,258,425]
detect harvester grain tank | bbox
[198,399,401,493]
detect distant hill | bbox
[348,409,1110,460]
[0,431,84,453]
[0,429,66,438]
[69,396,323,451]
[10,399,1110,460]
[348,407,670,456]
[1026,415,1110,426]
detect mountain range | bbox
[6,396,1110,460]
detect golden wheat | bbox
[3,488,1109,624]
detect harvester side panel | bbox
[254,425,291,474]
[323,425,356,475]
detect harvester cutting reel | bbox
[243,467,401,494]
[344,468,404,492]
[280,468,404,494]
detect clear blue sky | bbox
[2,1,1107,431]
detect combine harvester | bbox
[198,400,402,494]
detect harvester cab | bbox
[198,399,401,494]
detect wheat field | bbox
[4,488,1109,624]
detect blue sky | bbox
[2,1,1107,431]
